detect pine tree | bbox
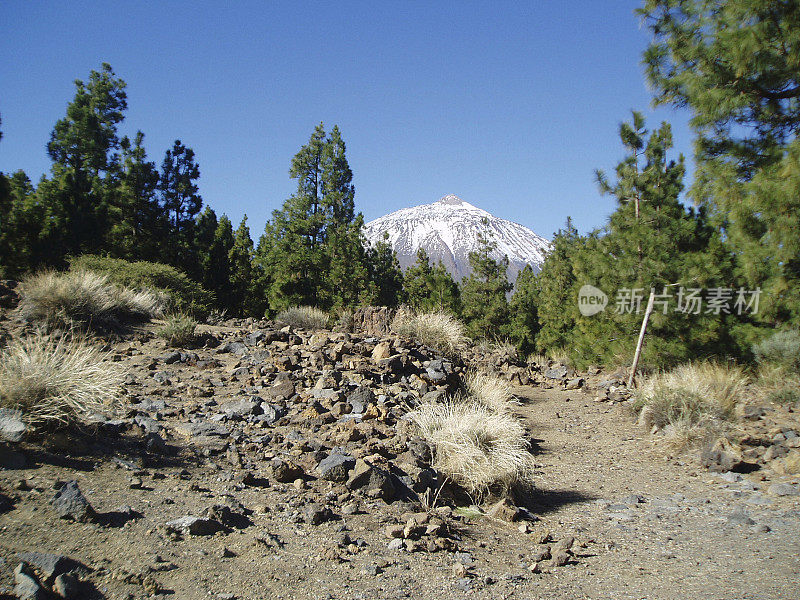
[639,0,800,331]
[509,264,539,356]
[193,207,234,309]
[570,113,730,367]
[229,215,257,316]
[260,123,369,311]
[532,218,581,354]
[38,63,128,260]
[158,140,202,270]
[459,224,512,340]
[403,248,459,313]
[639,0,800,172]
[366,233,404,307]
[109,131,162,261]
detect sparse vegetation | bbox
[0,333,123,426]
[157,313,198,347]
[70,255,215,317]
[634,362,748,448]
[462,371,516,413]
[409,399,534,499]
[17,270,165,330]
[753,329,800,371]
[391,309,467,356]
[275,306,329,330]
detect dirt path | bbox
[2,381,798,600]
[511,386,800,599]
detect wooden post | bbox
[628,289,655,388]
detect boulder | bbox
[317,453,356,482]
[51,481,94,521]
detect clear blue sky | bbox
[0,1,694,241]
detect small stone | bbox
[387,538,405,551]
[385,524,405,538]
[533,529,553,544]
[487,497,521,522]
[166,516,226,536]
[16,552,85,585]
[550,549,571,567]
[372,341,392,361]
[768,483,800,496]
[531,546,551,562]
[553,536,575,553]
[304,504,336,525]
[53,573,80,599]
[51,481,94,521]
[0,408,26,442]
[727,507,755,526]
[14,563,46,600]
[361,564,381,576]
[528,561,541,573]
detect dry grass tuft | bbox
[17,270,165,330]
[157,313,198,347]
[391,309,467,356]
[0,333,123,426]
[275,306,329,330]
[755,364,800,405]
[635,361,748,449]
[462,371,516,413]
[409,400,534,499]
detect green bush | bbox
[69,255,214,317]
[18,270,165,330]
[752,329,800,370]
[275,306,329,330]
[157,313,198,347]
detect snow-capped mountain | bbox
[363,194,550,284]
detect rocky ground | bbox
[1,313,799,599]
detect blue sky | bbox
[0,1,694,241]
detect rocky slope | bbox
[363,195,550,284]
[0,309,798,599]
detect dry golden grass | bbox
[462,370,516,413]
[409,399,534,499]
[635,361,748,449]
[17,270,165,330]
[275,306,329,330]
[0,333,124,426]
[755,364,800,405]
[391,309,467,356]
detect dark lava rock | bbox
[16,552,87,584]
[14,563,46,600]
[268,459,304,483]
[346,459,396,500]
[51,481,95,521]
[317,453,356,482]
[347,386,374,414]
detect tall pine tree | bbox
[460,224,512,340]
[260,123,369,312]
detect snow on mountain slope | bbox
[363,194,550,284]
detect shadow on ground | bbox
[517,486,598,516]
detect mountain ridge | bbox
[363,194,550,284]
